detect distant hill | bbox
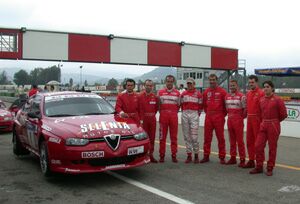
[61,73,110,85]
[135,67,177,82]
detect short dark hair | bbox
[144,79,153,85]
[32,84,37,89]
[209,74,218,80]
[230,79,238,84]
[248,75,258,82]
[165,75,176,83]
[262,80,274,89]
[125,78,136,86]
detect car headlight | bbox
[65,138,89,146]
[4,117,13,121]
[134,132,148,141]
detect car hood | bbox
[42,114,144,139]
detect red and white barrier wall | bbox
[0,28,238,70]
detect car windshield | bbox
[44,94,115,117]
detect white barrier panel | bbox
[23,31,68,60]
[110,38,147,64]
[181,45,211,68]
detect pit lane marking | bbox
[278,185,300,193]
[107,171,195,204]
[155,141,300,171]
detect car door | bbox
[26,95,42,152]
[18,98,32,145]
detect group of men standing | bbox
[115,74,287,176]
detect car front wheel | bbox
[39,141,52,177]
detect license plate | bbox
[127,146,144,156]
[81,151,104,158]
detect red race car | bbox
[0,100,14,132]
[13,92,150,176]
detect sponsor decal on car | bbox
[45,94,100,102]
[51,159,61,165]
[105,164,126,170]
[128,146,144,156]
[80,121,130,133]
[42,124,52,132]
[81,151,105,158]
[65,168,80,173]
[54,116,90,124]
[49,137,61,144]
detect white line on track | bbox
[107,171,195,204]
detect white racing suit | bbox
[182,110,200,153]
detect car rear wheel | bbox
[13,127,29,156]
[39,141,52,177]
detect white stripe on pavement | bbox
[107,171,195,204]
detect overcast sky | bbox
[1,0,300,77]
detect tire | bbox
[39,141,52,177]
[12,127,30,156]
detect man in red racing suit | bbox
[201,74,227,164]
[115,78,140,125]
[225,80,247,167]
[244,75,264,168]
[250,80,287,176]
[139,79,159,163]
[158,75,180,163]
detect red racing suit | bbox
[139,92,159,155]
[28,88,38,97]
[203,86,227,159]
[255,94,287,169]
[246,87,264,160]
[181,89,203,154]
[115,91,140,125]
[158,88,180,156]
[225,91,246,160]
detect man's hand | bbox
[120,111,129,118]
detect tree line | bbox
[13,66,61,86]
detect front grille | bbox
[89,135,134,143]
[88,154,142,167]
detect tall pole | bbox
[80,65,83,87]
[58,63,63,83]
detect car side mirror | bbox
[28,111,41,119]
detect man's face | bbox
[187,82,195,91]
[144,81,153,93]
[165,77,174,90]
[209,76,217,88]
[248,79,257,90]
[263,83,273,96]
[126,82,135,93]
[229,82,238,93]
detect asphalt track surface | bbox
[0,121,300,204]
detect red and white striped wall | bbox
[0,28,238,70]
